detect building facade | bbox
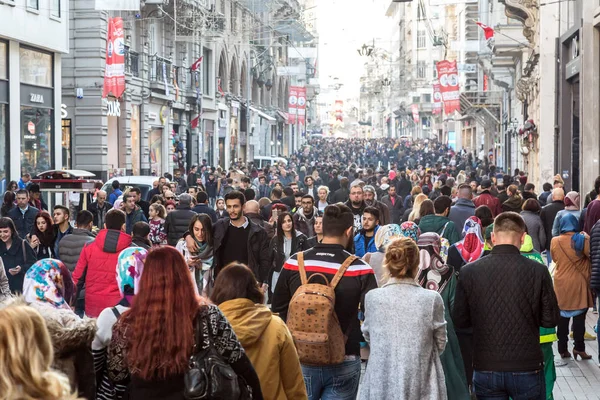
[0,0,69,187]
[62,0,313,181]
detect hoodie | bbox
[72,229,132,317]
[418,214,461,245]
[219,299,307,400]
[293,206,318,237]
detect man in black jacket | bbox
[331,177,350,204]
[192,191,218,223]
[88,190,113,229]
[189,191,270,285]
[8,190,39,239]
[453,212,559,399]
[164,194,196,245]
[540,188,565,265]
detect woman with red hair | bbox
[27,211,56,259]
[107,246,263,400]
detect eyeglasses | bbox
[165,196,174,200]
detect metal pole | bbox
[246,51,252,163]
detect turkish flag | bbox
[476,22,495,40]
[190,56,203,71]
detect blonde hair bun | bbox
[384,237,420,279]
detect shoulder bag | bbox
[184,309,242,400]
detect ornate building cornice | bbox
[499,0,539,47]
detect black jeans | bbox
[557,311,587,353]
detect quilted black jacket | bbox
[453,244,559,372]
[590,220,600,291]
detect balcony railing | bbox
[150,56,172,82]
[125,47,140,78]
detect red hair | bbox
[121,246,205,380]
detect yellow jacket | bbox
[219,298,307,400]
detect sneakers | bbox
[570,331,597,341]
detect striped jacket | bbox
[271,243,378,357]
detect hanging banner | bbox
[411,104,420,124]
[102,17,126,99]
[288,86,299,124]
[297,86,307,125]
[436,60,460,115]
[334,100,343,122]
[433,83,442,115]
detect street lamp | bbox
[265,79,273,91]
[357,43,374,57]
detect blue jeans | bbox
[545,251,552,267]
[302,358,361,400]
[473,370,545,400]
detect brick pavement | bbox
[553,310,600,400]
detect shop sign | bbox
[61,104,68,119]
[30,93,44,104]
[104,99,121,117]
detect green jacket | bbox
[418,214,461,245]
[520,235,557,344]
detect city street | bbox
[554,311,600,400]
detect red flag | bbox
[190,56,203,71]
[102,17,126,98]
[217,78,225,96]
[476,22,494,40]
[190,115,199,129]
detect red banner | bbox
[411,104,420,124]
[288,86,299,124]
[297,87,306,125]
[334,100,343,122]
[436,60,460,115]
[433,83,442,115]
[102,17,126,98]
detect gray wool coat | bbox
[520,210,547,252]
[360,278,447,400]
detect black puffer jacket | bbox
[589,220,600,292]
[212,218,270,283]
[453,245,559,372]
[269,233,309,273]
[164,206,197,246]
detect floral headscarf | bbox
[116,247,148,298]
[374,224,402,252]
[455,216,485,263]
[417,233,453,294]
[400,221,421,243]
[23,259,70,310]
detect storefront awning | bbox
[250,106,276,122]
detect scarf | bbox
[374,224,402,252]
[560,213,585,254]
[454,216,484,263]
[564,191,580,211]
[116,247,148,297]
[192,237,214,269]
[23,259,70,310]
[584,199,600,234]
[399,221,421,243]
[416,233,453,294]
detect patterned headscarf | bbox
[116,247,148,298]
[455,216,485,263]
[23,259,70,310]
[400,221,421,243]
[374,224,402,252]
[417,233,453,294]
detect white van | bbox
[102,176,168,201]
[252,156,288,169]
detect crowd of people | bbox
[0,136,598,399]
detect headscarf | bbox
[23,259,70,310]
[584,199,600,234]
[399,221,421,243]
[417,233,453,294]
[564,191,580,211]
[454,216,485,263]
[374,224,402,252]
[559,213,585,254]
[116,247,148,298]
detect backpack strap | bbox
[440,221,450,237]
[297,251,308,285]
[364,253,372,264]
[330,255,359,289]
[111,307,121,319]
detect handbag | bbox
[184,309,242,400]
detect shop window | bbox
[0,42,6,80]
[21,106,52,176]
[61,119,71,169]
[20,48,52,88]
[0,105,7,192]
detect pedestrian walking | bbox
[521,198,546,252]
[27,211,56,258]
[360,237,447,400]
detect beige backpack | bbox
[286,251,358,366]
